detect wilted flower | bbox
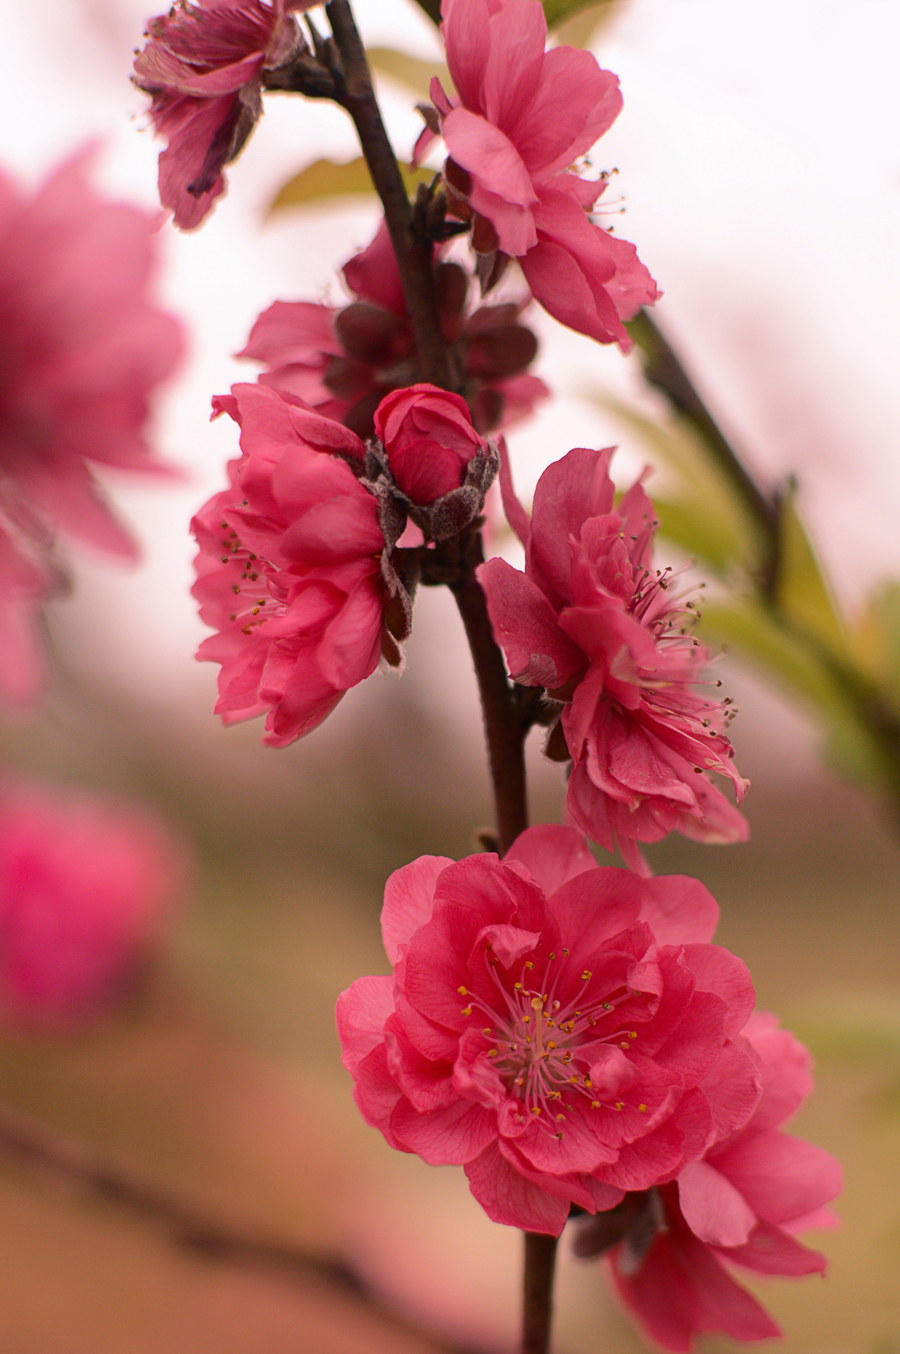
[134,0,313,228]
[575,1011,841,1351]
[240,220,548,437]
[0,148,183,704]
[478,446,747,870]
[418,0,659,345]
[192,382,413,746]
[337,824,759,1235]
[0,780,188,1029]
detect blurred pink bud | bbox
[0,147,184,705]
[0,781,190,1030]
[134,0,314,228]
[424,0,660,346]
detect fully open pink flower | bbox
[374,384,488,505]
[192,381,409,746]
[578,1011,841,1351]
[134,0,311,228]
[421,0,660,346]
[0,780,188,1029]
[338,824,759,1235]
[0,148,183,703]
[240,220,548,436]
[478,447,748,870]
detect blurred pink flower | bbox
[0,148,183,704]
[421,0,660,345]
[192,382,411,746]
[134,0,312,228]
[337,824,759,1235]
[374,383,488,506]
[0,780,188,1030]
[576,1012,841,1351]
[240,220,548,437]
[478,447,748,870]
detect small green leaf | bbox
[549,0,621,43]
[367,46,451,98]
[268,157,436,215]
[857,582,900,711]
[775,491,848,655]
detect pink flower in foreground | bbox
[337,824,760,1235]
[420,0,660,346]
[134,0,311,229]
[575,1012,841,1351]
[240,220,548,437]
[374,383,489,506]
[0,149,183,704]
[478,447,748,870]
[0,781,188,1029]
[192,382,411,746]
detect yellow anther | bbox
[461,1005,473,1016]
[547,1040,557,1050]
[531,996,543,1010]
[488,1050,498,1059]
[514,982,523,991]
[457,986,468,995]
[620,1042,631,1050]
[615,1102,624,1111]
[638,1104,648,1113]
[555,1113,566,1122]
[628,1031,637,1039]
[581,970,592,981]
[483,1027,492,1036]
[562,948,570,956]
[569,1075,579,1084]
[531,1107,542,1116]
[591,1100,600,1109]
[523,1015,531,1024]
[524,961,534,970]
[549,1091,562,1100]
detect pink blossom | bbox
[0,780,188,1029]
[240,220,548,437]
[420,0,660,346]
[478,447,748,870]
[192,381,411,746]
[134,0,312,229]
[575,1011,841,1351]
[374,384,488,505]
[337,823,759,1235]
[0,148,183,703]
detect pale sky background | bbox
[1,0,899,754]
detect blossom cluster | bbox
[123,0,845,1348]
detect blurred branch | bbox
[626,308,900,825]
[0,1101,493,1354]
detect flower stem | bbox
[325,0,455,390]
[451,534,528,855]
[522,1231,558,1354]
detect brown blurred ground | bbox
[1,645,899,1354]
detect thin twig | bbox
[450,534,529,855]
[325,0,456,390]
[522,1232,558,1354]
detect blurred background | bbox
[1,0,900,1350]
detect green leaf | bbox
[589,395,764,574]
[857,582,900,710]
[268,157,436,215]
[367,46,451,98]
[775,491,848,655]
[548,0,621,43]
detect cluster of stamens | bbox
[458,945,648,1140]
[217,518,280,634]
